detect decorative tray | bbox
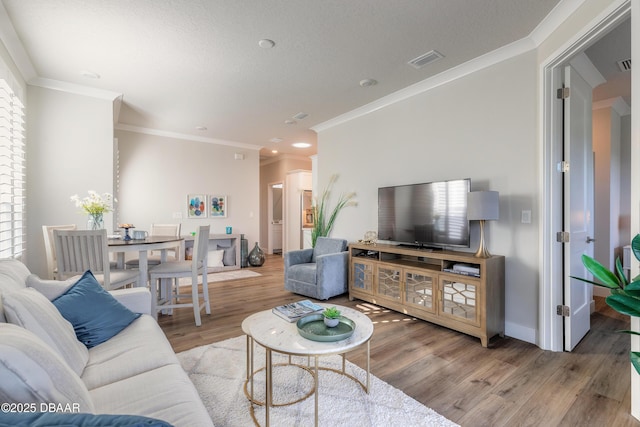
[296,314,355,342]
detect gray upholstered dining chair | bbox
[53,229,139,290]
[284,237,349,300]
[148,225,210,326]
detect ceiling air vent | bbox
[408,50,444,69]
[617,58,631,72]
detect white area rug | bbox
[178,336,459,427]
[178,269,261,286]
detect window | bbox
[0,79,25,258]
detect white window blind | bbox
[0,79,25,259]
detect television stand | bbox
[348,242,505,347]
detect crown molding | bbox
[569,52,606,88]
[592,96,631,116]
[529,0,588,46]
[29,77,122,101]
[313,0,587,134]
[115,123,261,150]
[312,37,536,133]
[0,2,36,82]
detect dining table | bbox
[107,235,185,287]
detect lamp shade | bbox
[467,191,499,221]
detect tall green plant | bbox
[311,175,356,247]
[571,233,640,374]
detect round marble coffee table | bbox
[241,304,374,427]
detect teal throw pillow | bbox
[52,270,141,348]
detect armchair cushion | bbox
[52,271,140,348]
[311,237,347,262]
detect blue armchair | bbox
[284,237,349,300]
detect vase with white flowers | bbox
[311,175,357,248]
[70,191,115,230]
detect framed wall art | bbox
[210,195,227,218]
[187,194,207,218]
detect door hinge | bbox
[557,305,570,317]
[557,161,570,172]
[556,231,570,243]
[557,87,570,99]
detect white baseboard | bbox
[505,321,537,346]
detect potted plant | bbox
[323,306,341,328]
[312,174,357,248]
[571,233,640,374]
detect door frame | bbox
[267,181,284,255]
[540,1,631,352]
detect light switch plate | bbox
[521,210,531,224]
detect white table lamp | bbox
[467,191,499,258]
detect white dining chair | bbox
[125,223,182,269]
[53,229,139,290]
[148,225,210,326]
[42,224,77,279]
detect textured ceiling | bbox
[2,0,565,158]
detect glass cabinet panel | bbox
[351,260,374,294]
[440,278,478,325]
[404,270,435,313]
[376,265,401,300]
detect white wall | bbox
[317,50,540,343]
[115,130,260,242]
[25,86,115,277]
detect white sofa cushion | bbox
[90,364,212,427]
[0,323,95,412]
[2,288,88,376]
[82,315,179,390]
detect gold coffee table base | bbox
[244,335,370,427]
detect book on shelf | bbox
[272,300,323,322]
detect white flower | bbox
[70,191,116,215]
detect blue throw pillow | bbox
[0,412,173,426]
[52,270,141,348]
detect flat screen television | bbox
[378,178,470,248]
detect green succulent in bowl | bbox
[323,307,341,319]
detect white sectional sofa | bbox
[0,259,213,427]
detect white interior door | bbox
[563,65,594,351]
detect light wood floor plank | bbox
[158,254,640,426]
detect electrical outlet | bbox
[173,212,182,219]
[521,210,531,224]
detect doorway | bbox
[268,182,284,255]
[541,3,631,352]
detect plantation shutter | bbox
[0,79,25,258]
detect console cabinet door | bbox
[438,275,480,326]
[404,268,437,314]
[351,259,375,295]
[376,264,401,301]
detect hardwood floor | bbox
[159,254,640,426]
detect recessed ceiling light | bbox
[80,70,100,79]
[359,78,377,87]
[258,39,275,49]
[271,150,278,154]
[195,126,207,131]
[284,119,297,125]
[293,142,311,148]
[292,112,308,120]
[269,137,283,143]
